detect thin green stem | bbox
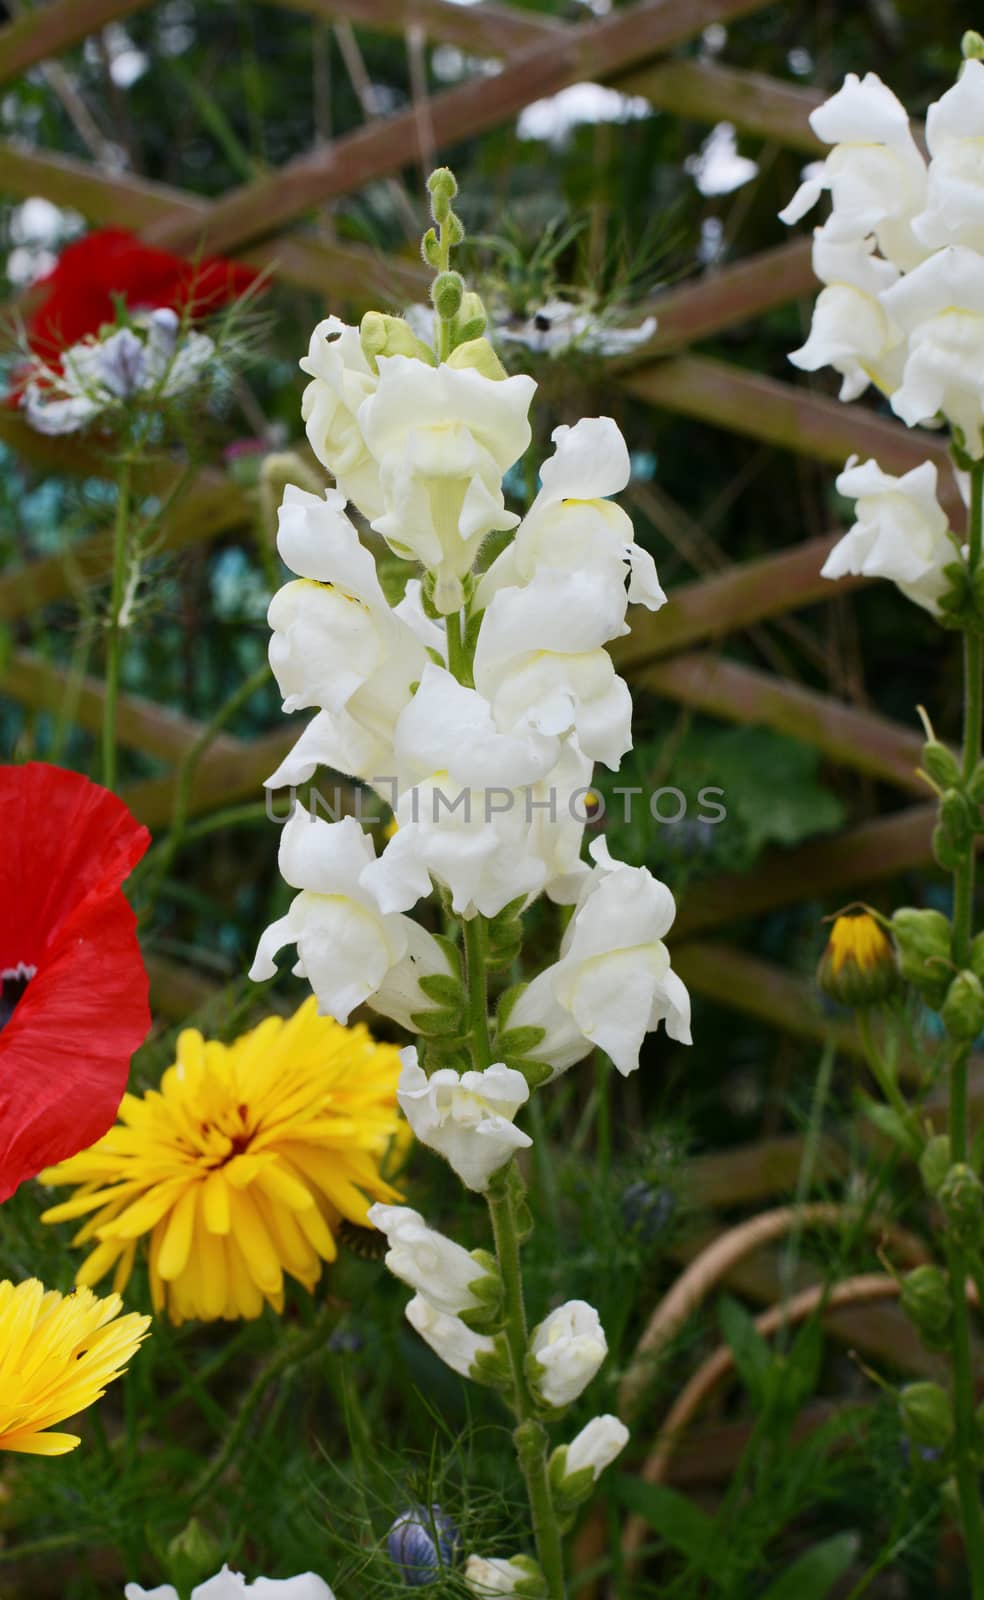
[856,1009,922,1155]
[101,456,132,789]
[463,914,492,1070]
[446,606,468,680]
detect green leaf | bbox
[616,1480,718,1573]
[497,1025,546,1057]
[719,1295,774,1406]
[760,1533,860,1600]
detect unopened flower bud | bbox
[891,908,953,1008]
[446,337,508,384]
[527,1300,607,1409]
[941,969,984,1041]
[166,1519,222,1596]
[428,165,458,201]
[933,821,964,871]
[360,311,435,366]
[431,271,465,320]
[940,787,973,848]
[816,913,899,1006]
[387,1504,461,1583]
[899,1265,952,1347]
[549,1414,629,1513]
[922,738,962,789]
[920,1135,952,1197]
[900,1382,952,1451]
[454,290,488,344]
[939,1162,984,1248]
[464,1554,546,1597]
[367,1204,501,1324]
[963,29,984,59]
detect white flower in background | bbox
[249,811,457,1029]
[880,246,984,454]
[405,1293,499,1379]
[563,1414,630,1482]
[498,297,656,357]
[528,1300,607,1407]
[779,71,927,269]
[821,456,955,614]
[22,309,213,435]
[788,226,904,401]
[463,1554,543,1596]
[124,1568,336,1600]
[358,350,536,612]
[367,1203,494,1317]
[300,314,382,521]
[397,1047,531,1191]
[913,59,984,253]
[263,486,441,789]
[507,837,691,1078]
[473,570,633,770]
[478,416,665,615]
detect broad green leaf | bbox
[761,1532,860,1600]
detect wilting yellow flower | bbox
[0,1278,149,1455]
[41,999,403,1324]
[817,911,899,1007]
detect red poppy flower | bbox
[23,226,259,366]
[0,764,151,1202]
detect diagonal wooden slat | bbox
[628,238,815,361]
[0,0,154,84]
[619,57,825,152]
[673,939,859,1057]
[145,0,779,257]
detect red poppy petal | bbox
[0,887,150,1201]
[0,763,149,969]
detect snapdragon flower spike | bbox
[387,1504,462,1584]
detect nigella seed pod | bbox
[387,1505,461,1585]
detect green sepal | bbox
[860,1095,921,1156]
[923,739,963,789]
[459,1252,504,1330]
[941,969,984,1041]
[900,1381,953,1450]
[940,787,973,848]
[933,821,964,871]
[504,1056,554,1091]
[470,1334,512,1390]
[420,1040,471,1078]
[417,973,466,1008]
[421,227,442,268]
[496,982,526,1033]
[463,604,486,655]
[920,1135,952,1196]
[900,1265,953,1349]
[410,1007,466,1039]
[497,1025,547,1058]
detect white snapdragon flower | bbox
[124,1568,335,1600]
[880,246,984,455]
[821,456,956,614]
[358,349,536,612]
[779,72,927,269]
[477,416,665,615]
[563,1414,630,1482]
[397,1046,532,1192]
[405,1293,499,1379]
[249,810,456,1028]
[913,59,984,253]
[528,1300,607,1407]
[507,837,691,1078]
[788,226,904,401]
[263,486,441,789]
[463,1555,543,1596]
[473,570,633,770]
[300,315,383,520]
[367,1203,494,1318]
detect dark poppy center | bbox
[0,964,36,1033]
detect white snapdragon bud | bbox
[473,571,633,770]
[477,416,665,615]
[396,1047,532,1192]
[563,1414,630,1482]
[912,60,984,253]
[249,811,458,1029]
[405,1294,502,1382]
[527,1300,607,1408]
[358,350,536,612]
[821,456,955,614]
[463,1555,545,1596]
[367,1203,499,1319]
[505,838,691,1079]
[299,315,383,520]
[779,71,927,269]
[788,226,904,402]
[263,486,439,790]
[880,246,984,456]
[125,1567,336,1599]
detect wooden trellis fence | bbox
[0,0,970,1387]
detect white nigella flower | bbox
[562,1415,630,1482]
[367,1203,495,1318]
[248,810,457,1029]
[821,455,956,614]
[913,59,984,253]
[300,314,383,521]
[263,485,441,790]
[506,837,691,1078]
[497,297,656,357]
[880,246,984,454]
[528,1300,607,1408]
[788,225,905,401]
[357,348,536,612]
[463,1555,544,1596]
[396,1046,532,1192]
[779,71,927,270]
[473,570,633,770]
[477,416,665,615]
[405,1293,499,1379]
[124,1567,336,1599]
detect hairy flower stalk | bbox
[252,165,687,1592]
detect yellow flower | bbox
[817,911,899,1007]
[0,1279,149,1456]
[41,999,403,1324]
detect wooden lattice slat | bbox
[0,0,154,84]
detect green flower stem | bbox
[101,455,133,790]
[464,913,492,1070]
[446,605,469,680]
[948,456,984,1596]
[488,1176,567,1599]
